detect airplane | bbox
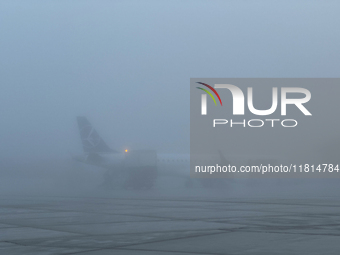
[72,117,280,189]
[72,116,194,189]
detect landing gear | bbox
[124,166,157,190]
[102,166,157,190]
[101,169,127,190]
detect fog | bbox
[1,1,340,198]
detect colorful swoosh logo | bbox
[196,82,222,106]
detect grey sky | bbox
[0,0,339,159]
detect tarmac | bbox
[1,193,340,254]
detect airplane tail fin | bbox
[77,116,116,153]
